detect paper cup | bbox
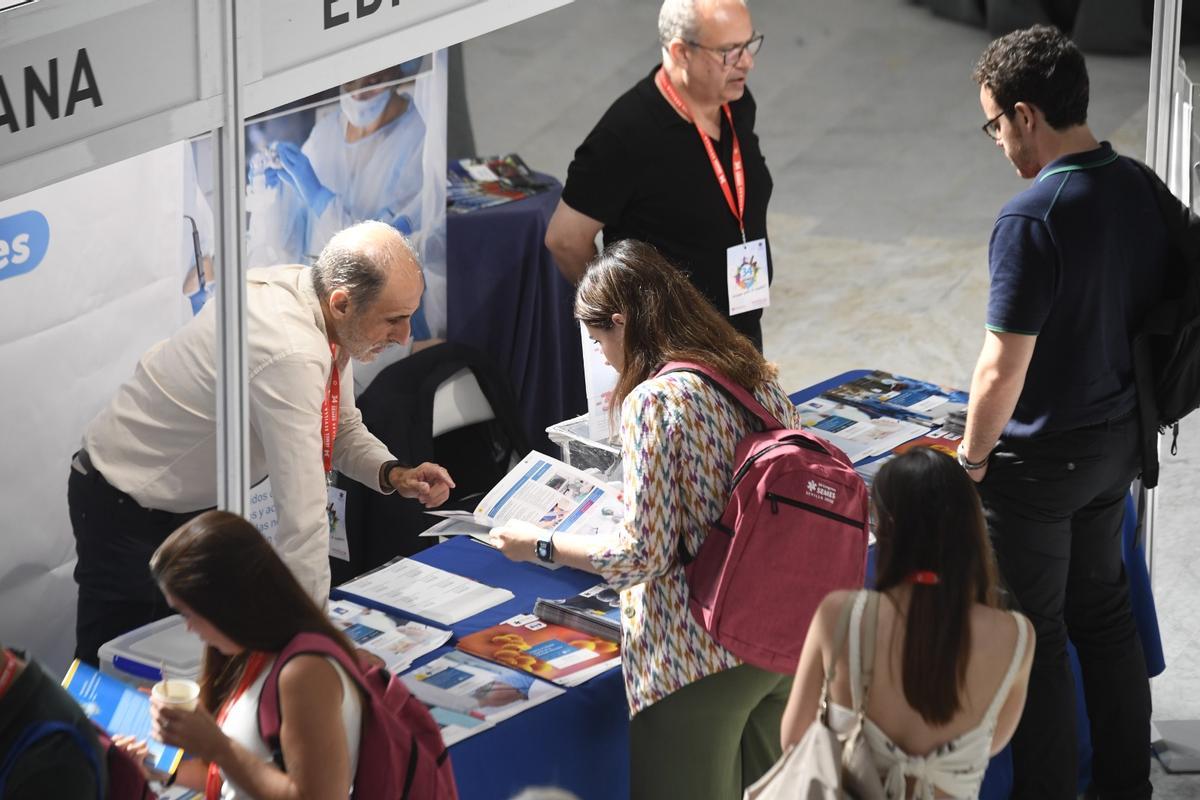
[151,678,200,712]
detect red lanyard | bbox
[205,651,271,800]
[321,344,340,479]
[655,67,746,240]
[0,649,20,701]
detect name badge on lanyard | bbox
[656,68,770,316]
[323,345,350,561]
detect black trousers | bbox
[68,454,203,665]
[979,412,1151,800]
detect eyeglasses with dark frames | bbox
[685,32,765,67]
[982,108,1012,140]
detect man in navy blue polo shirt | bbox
[961,26,1166,799]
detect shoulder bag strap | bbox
[818,591,862,725]
[855,591,880,714]
[657,360,784,431]
[0,720,102,800]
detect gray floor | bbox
[463,0,1200,795]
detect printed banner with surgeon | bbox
[191,50,448,393]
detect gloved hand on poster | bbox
[274,141,335,217]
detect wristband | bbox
[379,459,404,492]
[956,444,990,471]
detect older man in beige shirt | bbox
[69,221,453,664]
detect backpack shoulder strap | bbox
[258,633,365,745]
[0,720,102,800]
[657,360,784,431]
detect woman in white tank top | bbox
[781,448,1035,799]
[124,510,364,800]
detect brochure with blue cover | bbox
[62,659,184,775]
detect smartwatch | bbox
[535,531,555,564]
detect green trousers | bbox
[629,663,791,800]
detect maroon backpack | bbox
[660,362,870,674]
[257,633,458,800]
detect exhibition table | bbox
[333,369,1164,800]
[446,178,587,455]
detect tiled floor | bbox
[463,0,1200,793]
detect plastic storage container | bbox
[546,414,622,480]
[97,614,204,688]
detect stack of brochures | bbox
[796,396,931,463]
[424,450,624,570]
[456,613,621,688]
[533,583,621,642]
[334,558,513,626]
[446,153,552,214]
[402,651,564,746]
[823,370,968,428]
[327,598,452,674]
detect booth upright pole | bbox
[215,0,248,515]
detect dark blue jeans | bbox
[980,412,1151,800]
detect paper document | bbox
[62,660,184,776]
[474,451,623,536]
[797,397,931,459]
[402,651,564,744]
[327,599,452,673]
[335,558,513,626]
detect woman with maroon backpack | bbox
[118,510,454,800]
[492,239,800,800]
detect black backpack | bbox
[1132,161,1200,488]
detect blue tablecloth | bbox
[446,177,586,455]
[390,538,628,800]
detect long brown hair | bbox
[870,447,999,725]
[149,510,357,712]
[574,239,776,407]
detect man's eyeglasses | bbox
[982,108,1012,140]
[685,32,764,67]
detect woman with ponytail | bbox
[780,447,1034,799]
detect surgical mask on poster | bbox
[339,88,393,128]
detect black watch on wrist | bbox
[535,532,555,564]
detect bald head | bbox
[313,220,421,312]
[658,0,747,48]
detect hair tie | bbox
[906,570,941,586]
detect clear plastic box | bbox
[97,614,204,688]
[546,414,623,480]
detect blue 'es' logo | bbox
[0,210,50,281]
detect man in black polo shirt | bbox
[961,26,1166,799]
[545,0,772,351]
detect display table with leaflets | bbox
[337,537,631,800]
[445,175,586,455]
[92,370,1164,800]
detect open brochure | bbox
[796,396,931,460]
[533,583,621,642]
[425,451,624,565]
[327,599,452,674]
[823,370,968,427]
[334,558,513,626]
[62,659,184,776]
[401,651,565,745]
[456,613,621,687]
